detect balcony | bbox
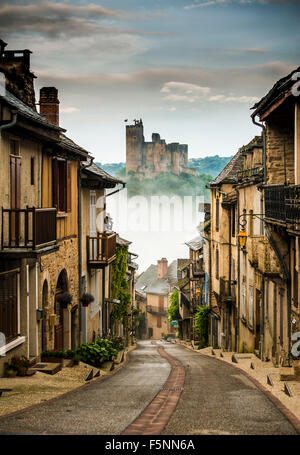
[219,277,236,302]
[265,185,300,230]
[1,207,57,254]
[146,305,168,316]
[237,166,263,181]
[87,232,117,268]
[192,259,204,278]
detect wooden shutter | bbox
[66,161,71,212]
[52,159,59,209]
[0,271,18,343]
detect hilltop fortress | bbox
[126,119,197,177]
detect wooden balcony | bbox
[1,207,57,254]
[87,232,117,268]
[265,184,300,230]
[219,277,236,303]
[146,305,168,316]
[192,259,204,278]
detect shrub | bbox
[76,339,118,367]
[194,306,209,349]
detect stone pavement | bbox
[177,341,300,432]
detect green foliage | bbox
[109,336,125,351]
[110,246,131,326]
[189,155,233,177]
[125,171,212,201]
[41,349,75,359]
[75,339,118,367]
[168,289,181,322]
[194,306,209,349]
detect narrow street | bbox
[0,341,297,435]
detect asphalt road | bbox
[0,340,297,435]
[161,343,297,435]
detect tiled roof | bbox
[135,260,178,297]
[239,135,263,153]
[251,66,300,117]
[0,88,64,132]
[209,150,244,186]
[185,235,203,251]
[82,158,125,185]
[59,133,89,158]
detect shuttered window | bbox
[0,270,19,343]
[53,159,71,212]
[216,197,219,232]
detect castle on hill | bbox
[126,119,197,177]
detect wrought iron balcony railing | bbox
[1,207,57,251]
[87,232,117,267]
[264,185,300,228]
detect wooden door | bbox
[255,290,261,351]
[54,291,64,350]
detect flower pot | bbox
[5,368,18,378]
[17,366,28,377]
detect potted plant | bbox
[4,359,19,377]
[80,293,95,308]
[7,356,30,376]
[41,349,65,364]
[56,292,73,309]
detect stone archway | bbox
[41,280,49,351]
[54,269,69,350]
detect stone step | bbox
[30,362,62,375]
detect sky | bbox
[1,0,300,162]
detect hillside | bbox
[97,155,233,179]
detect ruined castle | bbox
[126,119,197,177]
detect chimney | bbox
[157,258,168,279]
[39,87,59,126]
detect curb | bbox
[0,343,137,423]
[180,343,300,435]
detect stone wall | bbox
[39,238,79,352]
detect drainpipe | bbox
[228,208,232,350]
[0,109,18,134]
[78,157,94,345]
[236,188,241,353]
[252,114,266,182]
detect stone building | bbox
[135,258,178,339]
[251,66,300,366]
[0,41,90,375]
[126,119,197,177]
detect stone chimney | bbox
[157,258,168,279]
[0,41,36,109]
[39,87,59,126]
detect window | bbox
[249,210,254,236]
[242,277,246,320]
[31,157,34,185]
[249,285,253,327]
[157,316,161,328]
[216,197,219,232]
[53,158,71,212]
[216,249,219,279]
[10,139,19,156]
[232,206,236,237]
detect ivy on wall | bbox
[110,246,131,326]
[194,306,209,349]
[168,289,181,322]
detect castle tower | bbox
[126,119,144,175]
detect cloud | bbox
[0,2,165,38]
[244,48,271,53]
[184,0,228,9]
[160,81,211,103]
[208,94,260,103]
[184,0,300,8]
[60,106,80,114]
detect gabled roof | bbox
[135,260,178,297]
[59,133,89,158]
[82,158,125,186]
[185,235,203,252]
[251,66,300,118]
[0,88,64,132]
[209,150,244,187]
[238,135,263,154]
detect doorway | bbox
[54,269,68,350]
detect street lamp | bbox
[238,228,247,248]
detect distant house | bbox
[135,258,178,339]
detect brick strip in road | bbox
[122,342,185,435]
